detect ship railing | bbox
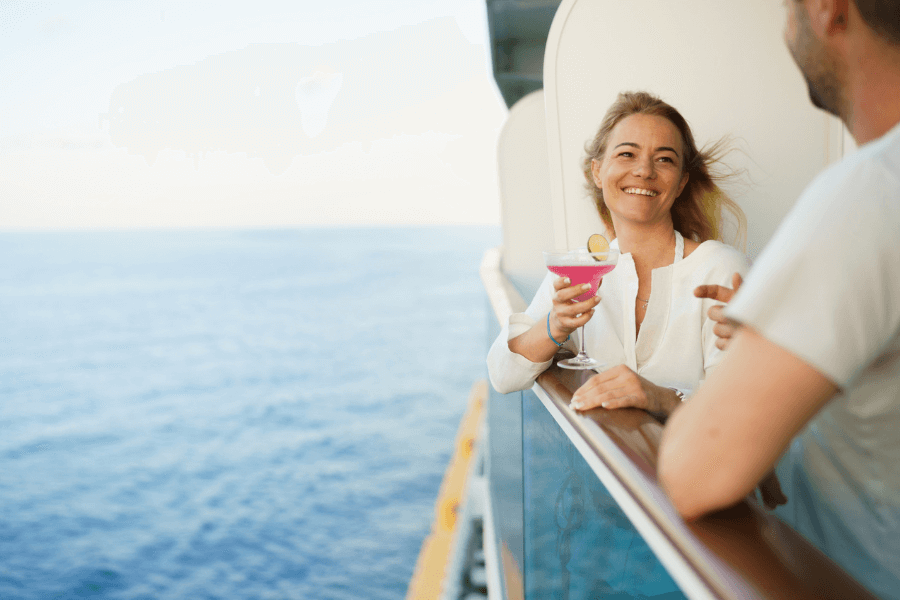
[479,246,877,600]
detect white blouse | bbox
[487,231,750,395]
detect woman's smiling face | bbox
[591,113,689,229]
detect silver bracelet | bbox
[669,388,686,402]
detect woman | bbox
[487,90,749,420]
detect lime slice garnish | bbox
[587,233,610,260]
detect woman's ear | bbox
[677,171,689,198]
[591,158,604,188]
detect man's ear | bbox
[811,0,850,35]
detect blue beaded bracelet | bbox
[547,313,569,348]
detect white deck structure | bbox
[498,0,856,282]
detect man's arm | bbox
[657,326,838,520]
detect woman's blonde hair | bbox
[582,91,746,246]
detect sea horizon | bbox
[0,225,500,599]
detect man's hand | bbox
[694,272,743,351]
[757,469,788,510]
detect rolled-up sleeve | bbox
[487,272,569,394]
[487,312,555,394]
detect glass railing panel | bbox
[486,386,525,599]
[484,307,525,600]
[523,389,686,600]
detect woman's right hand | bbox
[548,277,602,340]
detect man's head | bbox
[783,0,845,118]
[854,0,900,44]
[784,0,900,120]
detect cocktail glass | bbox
[543,249,619,370]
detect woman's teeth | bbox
[623,187,658,196]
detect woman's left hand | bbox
[569,364,681,417]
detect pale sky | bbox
[0,0,508,229]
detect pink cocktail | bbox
[547,264,616,302]
[544,250,619,370]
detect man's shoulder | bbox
[808,124,900,201]
[867,122,900,185]
[786,139,900,235]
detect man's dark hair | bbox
[855,0,900,44]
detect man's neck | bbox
[844,37,900,144]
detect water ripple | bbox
[0,227,498,599]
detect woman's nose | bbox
[632,158,655,178]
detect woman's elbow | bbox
[486,365,525,395]
[486,340,538,395]
[488,375,515,395]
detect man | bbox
[657,0,900,597]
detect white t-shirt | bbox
[726,121,900,599]
[487,231,750,396]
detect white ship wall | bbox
[537,0,856,260]
[497,90,556,298]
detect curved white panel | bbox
[497,90,556,298]
[544,0,847,258]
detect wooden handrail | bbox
[538,366,877,600]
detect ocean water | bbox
[0,226,499,600]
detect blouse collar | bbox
[609,230,684,263]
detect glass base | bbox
[558,355,603,370]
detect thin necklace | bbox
[634,233,676,312]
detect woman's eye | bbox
[617,151,633,158]
[658,156,674,163]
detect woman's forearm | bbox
[508,315,569,363]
